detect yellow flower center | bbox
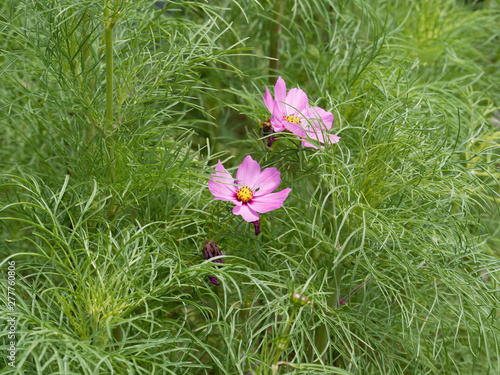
[284,115,301,124]
[236,186,253,203]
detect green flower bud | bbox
[276,337,288,351]
[290,292,308,308]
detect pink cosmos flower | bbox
[263,76,340,149]
[208,155,291,223]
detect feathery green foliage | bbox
[1,0,499,374]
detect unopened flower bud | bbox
[252,220,261,235]
[290,292,308,308]
[276,337,288,351]
[261,118,278,147]
[207,275,221,286]
[203,241,224,286]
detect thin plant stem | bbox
[316,263,344,362]
[104,1,116,182]
[269,0,285,80]
[104,4,114,128]
[271,306,296,375]
[338,277,371,307]
[338,268,392,306]
[214,214,236,239]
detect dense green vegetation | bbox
[1,0,499,374]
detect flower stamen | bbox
[284,115,301,124]
[236,186,253,203]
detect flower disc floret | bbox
[208,155,291,222]
[236,186,253,203]
[284,115,301,124]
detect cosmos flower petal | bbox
[300,131,341,149]
[208,160,237,200]
[275,76,287,113]
[271,101,286,132]
[253,167,281,196]
[327,133,341,144]
[285,88,309,114]
[308,106,334,130]
[300,139,320,149]
[264,86,274,113]
[236,155,261,188]
[249,188,292,213]
[208,186,239,203]
[283,121,305,136]
[233,204,260,222]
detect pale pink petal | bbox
[271,101,286,132]
[283,121,305,136]
[327,133,341,144]
[308,106,334,130]
[300,131,340,149]
[208,160,237,201]
[263,86,274,113]
[236,155,261,188]
[253,167,281,196]
[248,188,292,214]
[300,139,320,149]
[208,181,239,202]
[285,88,308,115]
[274,76,287,113]
[305,130,339,145]
[233,204,259,222]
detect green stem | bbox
[104,2,116,182]
[316,263,344,362]
[103,4,121,346]
[214,214,236,239]
[271,306,296,374]
[105,27,113,127]
[281,307,296,338]
[91,311,101,346]
[268,0,284,80]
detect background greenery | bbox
[1,0,500,374]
